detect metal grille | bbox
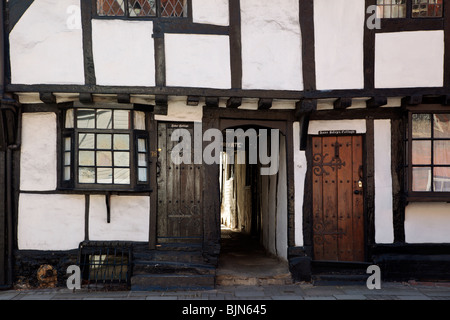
[161,0,187,17]
[77,242,132,289]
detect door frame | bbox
[303,119,376,263]
[310,134,366,262]
[202,107,296,263]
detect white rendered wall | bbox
[9,0,85,85]
[240,0,303,91]
[314,0,365,90]
[375,31,444,88]
[165,34,231,89]
[293,122,306,247]
[405,203,450,243]
[92,19,155,86]
[18,194,85,250]
[192,0,229,26]
[89,195,150,242]
[374,120,394,244]
[20,113,57,191]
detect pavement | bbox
[1,281,450,301]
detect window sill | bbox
[406,194,450,203]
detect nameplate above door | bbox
[318,130,357,135]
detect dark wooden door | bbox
[312,136,365,262]
[157,122,203,244]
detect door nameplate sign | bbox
[318,130,357,135]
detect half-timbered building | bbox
[0,0,449,289]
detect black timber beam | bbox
[39,92,56,104]
[226,97,242,108]
[367,96,388,109]
[258,98,273,110]
[334,98,353,110]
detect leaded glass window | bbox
[96,0,188,18]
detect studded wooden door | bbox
[312,136,365,262]
[157,122,203,244]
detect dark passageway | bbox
[216,227,292,286]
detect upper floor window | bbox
[407,111,450,197]
[96,0,188,18]
[377,0,443,19]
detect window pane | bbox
[77,109,96,129]
[412,167,432,191]
[79,167,96,184]
[79,134,95,149]
[97,134,112,150]
[64,152,71,166]
[114,152,130,167]
[65,109,74,128]
[114,168,130,184]
[97,168,113,184]
[97,109,113,129]
[138,153,147,167]
[412,114,431,138]
[139,139,147,152]
[64,137,71,151]
[138,168,148,182]
[114,110,130,129]
[434,167,450,192]
[97,0,125,16]
[114,134,130,150]
[161,0,188,17]
[434,114,450,138]
[134,111,146,130]
[64,166,71,181]
[128,0,156,17]
[97,151,113,167]
[412,140,431,165]
[79,151,95,166]
[434,141,450,165]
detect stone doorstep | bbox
[215,274,293,286]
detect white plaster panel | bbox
[241,0,303,91]
[314,0,365,90]
[192,0,229,26]
[165,34,231,89]
[308,120,366,135]
[405,203,450,243]
[20,113,57,191]
[9,0,84,84]
[92,19,155,86]
[374,120,394,244]
[375,31,444,88]
[276,136,288,260]
[155,98,203,122]
[89,195,150,242]
[18,194,85,250]
[293,122,306,247]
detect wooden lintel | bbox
[79,93,93,104]
[402,95,423,106]
[155,95,168,107]
[205,97,219,108]
[366,97,388,109]
[442,95,450,106]
[117,93,131,104]
[187,96,200,106]
[226,97,242,108]
[39,92,56,104]
[333,98,352,110]
[295,99,317,117]
[258,98,273,110]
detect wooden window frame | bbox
[93,0,192,20]
[405,105,450,202]
[59,103,151,192]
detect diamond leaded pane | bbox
[128,0,157,17]
[160,0,187,17]
[97,0,125,16]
